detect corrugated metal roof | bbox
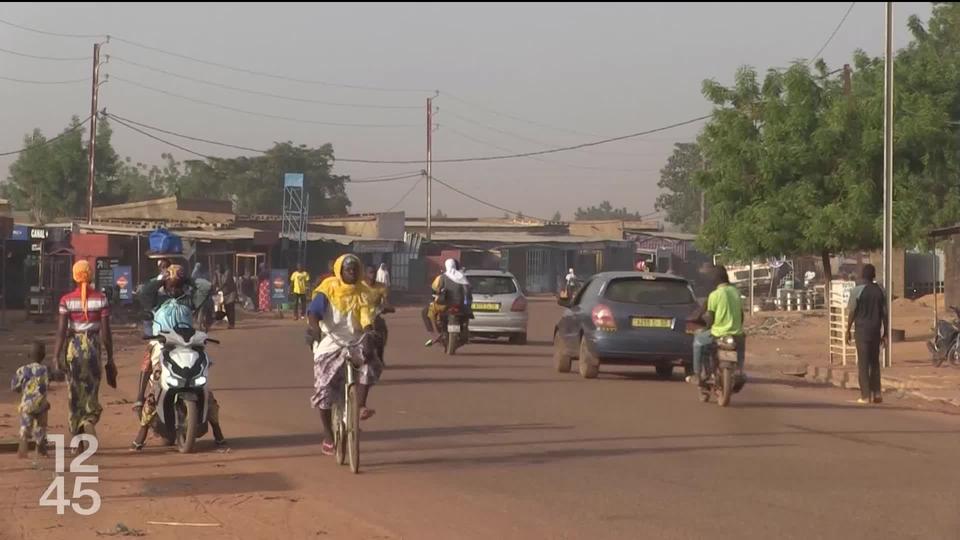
[429,231,631,247]
[75,223,359,245]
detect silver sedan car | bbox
[465,269,529,344]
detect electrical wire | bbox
[0,115,92,157]
[0,45,90,61]
[110,76,419,128]
[110,56,421,110]
[442,125,651,173]
[385,175,425,212]
[442,91,598,139]
[103,112,265,153]
[0,75,89,85]
[0,17,103,39]
[350,172,425,184]
[808,2,857,65]
[109,114,218,160]
[108,35,434,93]
[102,111,709,165]
[431,174,548,221]
[339,114,712,164]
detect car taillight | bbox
[592,304,616,329]
[511,296,528,312]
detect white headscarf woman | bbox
[444,259,469,285]
[375,263,390,286]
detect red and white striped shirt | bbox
[59,288,110,333]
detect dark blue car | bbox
[553,272,699,379]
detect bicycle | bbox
[326,331,379,474]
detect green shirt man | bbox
[706,283,744,338]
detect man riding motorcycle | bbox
[365,266,394,364]
[422,259,473,347]
[688,264,746,386]
[132,264,225,449]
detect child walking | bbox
[10,342,51,459]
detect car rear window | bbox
[467,276,518,295]
[604,278,694,305]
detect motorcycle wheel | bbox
[347,385,360,474]
[717,366,733,408]
[446,333,458,356]
[332,402,346,466]
[950,344,960,367]
[176,400,199,454]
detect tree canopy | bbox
[574,201,645,221]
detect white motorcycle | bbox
[143,324,219,453]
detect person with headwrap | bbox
[52,260,116,441]
[422,258,473,347]
[131,264,224,449]
[306,254,383,456]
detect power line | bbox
[385,175,425,212]
[0,45,89,61]
[339,114,712,164]
[110,56,421,110]
[110,76,420,128]
[103,111,709,165]
[442,126,644,173]
[808,2,857,65]
[108,35,434,93]
[109,114,218,160]
[0,17,103,39]
[103,112,266,153]
[431,174,548,221]
[442,91,598,139]
[0,115,92,157]
[0,75,89,85]
[350,172,424,184]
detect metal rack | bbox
[829,280,857,366]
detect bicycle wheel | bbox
[347,384,360,474]
[332,401,346,466]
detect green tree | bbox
[433,208,448,219]
[655,142,704,233]
[574,201,643,220]
[551,211,562,222]
[4,117,87,224]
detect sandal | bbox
[321,441,335,456]
[359,407,376,421]
[130,442,145,452]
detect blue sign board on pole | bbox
[284,173,304,188]
[112,266,133,304]
[270,269,289,306]
[9,226,28,241]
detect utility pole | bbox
[426,96,434,241]
[86,42,103,225]
[882,2,894,368]
[698,159,706,231]
[842,63,852,97]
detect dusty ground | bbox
[1,299,959,539]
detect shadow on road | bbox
[737,401,915,412]
[218,385,313,392]
[380,377,571,386]
[369,442,794,470]
[387,363,529,371]
[106,471,293,499]
[367,422,571,442]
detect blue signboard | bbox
[10,226,28,241]
[270,269,289,306]
[112,266,133,304]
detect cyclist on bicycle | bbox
[307,254,383,456]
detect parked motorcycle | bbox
[143,324,219,453]
[927,306,960,367]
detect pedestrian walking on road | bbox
[11,342,51,458]
[845,264,887,404]
[215,265,239,328]
[257,263,271,312]
[52,260,117,442]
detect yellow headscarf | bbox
[313,254,374,329]
[72,260,92,320]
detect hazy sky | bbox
[0,2,933,220]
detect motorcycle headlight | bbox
[164,375,181,387]
[192,375,207,386]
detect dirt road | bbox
[2,299,959,539]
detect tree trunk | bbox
[821,250,833,282]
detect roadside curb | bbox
[795,364,960,408]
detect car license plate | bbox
[472,303,501,312]
[632,318,672,329]
[718,350,738,363]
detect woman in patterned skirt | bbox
[53,260,117,442]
